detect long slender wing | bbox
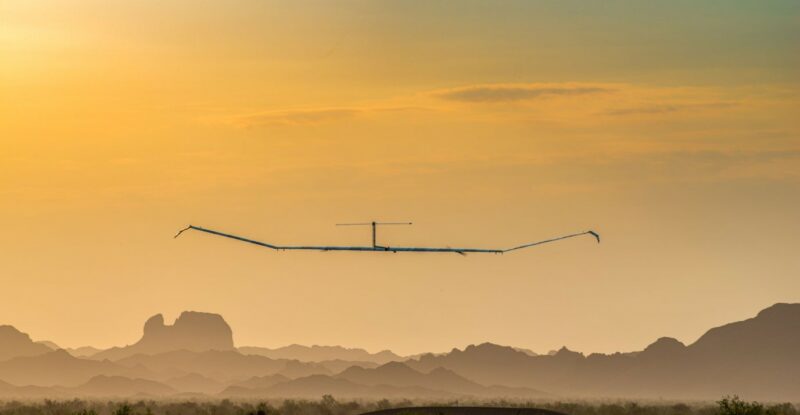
[176,225,390,251]
[176,225,599,254]
[502,230,600,253]
[175,225,280,249]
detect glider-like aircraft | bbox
[174,222,599,255]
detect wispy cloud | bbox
[433,84,611,103]
[604,102,738,116]
[224,106,426,128]
[232,108,360,127]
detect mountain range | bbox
[238,345,401,365]
[0,304,797,401]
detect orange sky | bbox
[1,1,799,355]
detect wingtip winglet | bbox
[174,225,192,239]
[588,230,600,243]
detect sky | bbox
[1,0,799,356]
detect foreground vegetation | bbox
[0,396,796,415]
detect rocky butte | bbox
[92,311,234,360]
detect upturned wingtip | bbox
[588,230,600,243]
[174,225,192,239]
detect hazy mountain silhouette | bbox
[239,345,402,364]
[0,349,155,387]
[219,374,291,397]
[315,359,379,373]
[690,302,799,361]
[0,379,14,393]
[36,340,60,350]
[0,380,57,399]
[220,375,366,398]
[0,325,52,361]
[37,342,111,359]
[163,373,225,395]
[111,349,329,382]
[335,361,546,398]
[337,361,477,391]
[73,375,175,397]
[407,342,541,387]
[32,339,105,361]
[223,369,546,400]
[230,374,291,389]
[66,346,104,358]
[405,303,800,400]
[674,302,800,399]
[220,374,458,399]
[278,359,333,378]
[513,347,539,357]
[1,303,797,400]
[92,312,234,361]
[0,375,175,398]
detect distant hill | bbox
[690,302,800,361]
[163,373,226,395]
[0,375,175,399]
[315,359,379,373]
[73,375,175,397]
[1,303,797,400]
[111,349,329,383]
[0,379,13,391]
[335,361,546,398]
[513,347,539,357]
[222,367,546,400]
[36,340,60,350]
[31,338,103,359]
[405,303,800,400]
[239,344,402,364]
[229,374,290,389]
[164,373,226,395]
[408,342,543,387]
[219,374,290,397]
[220,374,457,399]
[93,312,234,361]
[0,382,58,399]
[66,346,104,358]
[278,359,333,378]
[337,361,478,392]
[0,349,155,387]
[0,326,52,361]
